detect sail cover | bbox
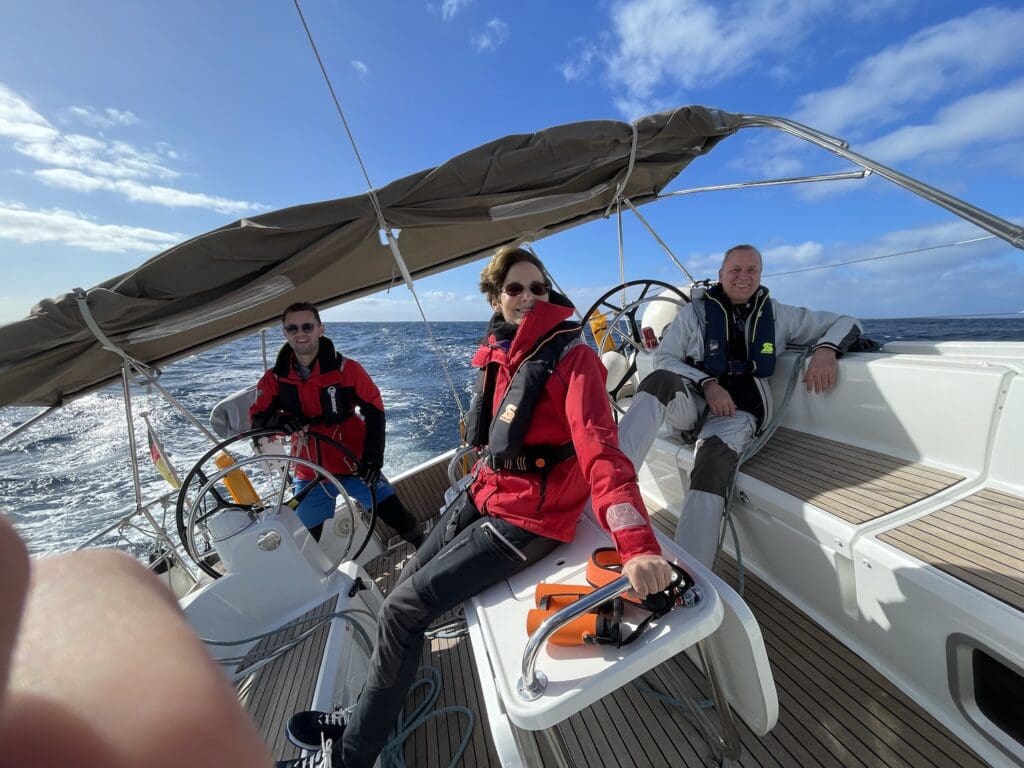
[0,106,740,407]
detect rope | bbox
[632,678,714,722]
[617,198,627,308]
[209,608,377,676]
[292,0,466,421]
[715,346,811,594]
[763,235,996,277]
[380,666,475,768]
[603,122,639,218]
[424,608,469,640]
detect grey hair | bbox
[721,244,762,270]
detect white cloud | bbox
[472,18,509,52]
[762,241,827,269]
[352,60,369,78]
[0,80,265,214]
[0,84,59,143]
[765,218,1015,280]
[16,132,179,181]
[793,7,1024,135]
[602,0,830,113]
[421,290,457,301]
[0,201,181,253]
[155,141,178,160]
[859,79,1024,165]
[67,105,139,128]
[440,0,472,21]
[844,0,911,23]
[34,169,262,215]
[754,218,1024,318]
[561,40,600,82]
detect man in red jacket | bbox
[249,302,421,547]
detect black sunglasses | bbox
[502,281,550,297]
[284,322,317,334]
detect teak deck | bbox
[237,442,990,766]
[742,428,964,525]
[878,487,1024,613]
[236,595,338,762]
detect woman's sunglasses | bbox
[501,281,550,297]
[284,322,317,334]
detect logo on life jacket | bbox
[327,385,338,414]
[498,403,517,424]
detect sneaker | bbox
[286,709,347,751]
[275,739,342,768]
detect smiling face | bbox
[719,247,762,304]
[282,309,324,362]
[493,260,550,325]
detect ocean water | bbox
[2,317,1022,556]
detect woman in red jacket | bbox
[280,247,673,768]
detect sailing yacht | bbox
[1,105,1021,768]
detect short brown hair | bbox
[281,302,322,324]
[479,246,547,304]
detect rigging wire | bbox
[763,235,997,277]
[292,0,467,421]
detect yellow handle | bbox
[588,312,615,354]
[214,452,259,505]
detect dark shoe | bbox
[275,738,342,767]
[286,709,347,751]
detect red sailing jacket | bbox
[469,301,661,563]
[249,338,386,481]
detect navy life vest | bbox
[464,321,582,472]
[700,284,776,378]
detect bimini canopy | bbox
[0,106,740,408]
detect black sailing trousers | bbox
[340,490,560,768]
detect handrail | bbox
[657,169,868,199]
[737,113,1024,250]
[0,406,59,447]
[74,491,178,550]
[517,575,632,701]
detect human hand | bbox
[0,516,272,768]
[804,347,838,394]
[702,381,736,417]
[621,554,675,599]
[268,412,306,434]
[359,460,382,486]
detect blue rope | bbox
[379,666,476,768]
[632,678,713,722]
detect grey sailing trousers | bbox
[341,490,559,768]
[617,370,755,567]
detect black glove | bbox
[359,460,382,486]
[267,412,306,434]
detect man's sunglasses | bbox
[284,322,317,334]
[501,281,550,297]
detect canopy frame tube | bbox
[735,113,1024,249]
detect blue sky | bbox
[0,0,1022,325]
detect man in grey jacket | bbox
[617,244,862,566]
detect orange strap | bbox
[585,547,646,607]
